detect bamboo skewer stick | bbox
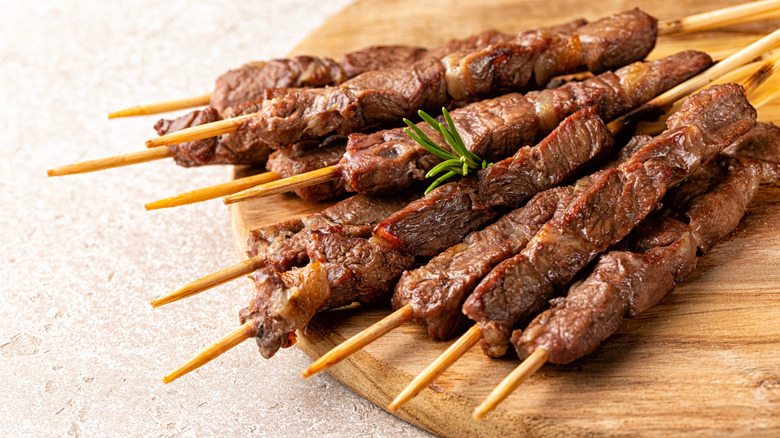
[145,171,280,210]
[387,31,780,414]
[657,0,780,36]
[223,166,340,204]
[162,322,254,384]
[145,113,256,148]
[108,93,213,119]
[151,256,264,308]
[472,349,548,420]
[387,325,482,413]
[46,147,173,177]
[302,305,415,378]
[107,1,780,120]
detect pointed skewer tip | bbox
[162,322,254,384]
[302,305,415,379]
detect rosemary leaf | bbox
[426,158,463,178]
[403,108,492,195]
[442,108,465,151]
[403,127,455,162]
[425,171,457,195]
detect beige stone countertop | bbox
[0,1,430,436]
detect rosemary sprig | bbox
[403,108,491,195]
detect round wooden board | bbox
[230,1,780,436]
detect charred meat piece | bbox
[463,84,756,357]
[150,13,634,168]
[247,192,415,273]
[241,235,414,359]
[240,192,419,359]
[211,57,348,113]
[245,56,449,146]
[154,103,275,167]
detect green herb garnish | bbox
[403,108,491,195]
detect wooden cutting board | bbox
[229,1,780,436]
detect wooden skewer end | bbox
[472,348,549,420]
[162,322,254,384]
[388,324,482,413]
[302,305,415,379]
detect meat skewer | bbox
[224,49,710,204]
[149,9,658,148]
[110,0,780,118]
[150,53,780,210]
[222,37,780,204]
[111,29,534,119]
[151,190,419,307]
[475,131,780,418]
[46,10,645,178]
[47,2,772,190]
[388,79,763,412]
[160,37,775,384]
[139,25,544,172]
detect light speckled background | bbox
[0,1,431,436]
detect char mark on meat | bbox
[462,84,756,357]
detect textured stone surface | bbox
[0,1,429,436]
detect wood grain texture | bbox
[230,1,780,436]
